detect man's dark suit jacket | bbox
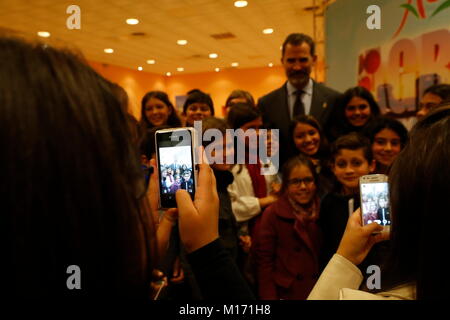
[257,81,341,167]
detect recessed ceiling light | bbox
[268,63,273,67]
[234,1,248,8]
[104,48,114,53]
[146,59,155,64]
[215,68,220,72]
[263,28,274,34]
[138,66,143,71]
[231,62,239,67]
[209,53,218,59]
[126,18,139,25]
[177,67,184,72]
[37,31,50,38]
[177,40,188,45]
[166,72,172,76]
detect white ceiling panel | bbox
[0,0,335,74]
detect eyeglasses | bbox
[288,177,314,187]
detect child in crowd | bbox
[257,155,322,300]
[226,103,281,290]
[325,86,381,143]
[290,115,333,197]
[201,117,240,261]
[182,90,214,127]
[318,133,375,270]
[363,116,408,174]
[140,91,182,131]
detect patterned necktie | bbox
[293,90,305,118]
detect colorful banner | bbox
[326,0,450,127]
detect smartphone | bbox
[155,128,197,209]
[359,174,391,229]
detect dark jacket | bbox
[214,169,239,261]
[258,81,341,166]
[187,239,255,300]
[318,192,391,275]
[318,192,360,271]
[256,195,322,300]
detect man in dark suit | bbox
[257,33,341,167]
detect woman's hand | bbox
[336,209,390,266]
[146,158,178,259]
[239,235,252,253]
[176,152,220,253]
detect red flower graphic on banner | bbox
[393,0,450,38]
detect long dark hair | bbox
[363,116,409,148]
[289,114,330,160]
[0,36,156,298]
[326,86,381,141]
[382,104,450,299]
[140,90,182,129]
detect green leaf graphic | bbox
[431,0,450,18]
[400,3,419,18]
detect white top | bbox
[287,78,313,119]
[227,163,280,223]
[307,254,416,300]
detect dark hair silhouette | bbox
[280,155,318,195]
[330,132,373,164]
[382,104,450,299]
[0,36,156,298]
[423,83,450,101]
[226,103,261,130]
[282,33,316,57]
[363,116,408,149]
[225,90,255,108]
[182,90,215,115]
[326,86,381,142]
[289,114,330,160]
[140,91,182,129]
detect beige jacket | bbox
[308,254,416,300]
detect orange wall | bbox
[165,67,286,117]
[89,61,165,119]
[90,61,326,120]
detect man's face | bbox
[183,172,191,181]
[281,42,316,89]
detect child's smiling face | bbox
[332,148,375,193]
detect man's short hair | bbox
[281,33,316,57]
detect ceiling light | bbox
[268,63,273,67]
[177,67,184,72]
[231,62,239,67]
[209,53,218,59]
[104,48,114,53]
[263,28,274,34]
[234,1,248,8]
[166,72,172,76]
[37,31,50,38]
[126,18,139,25]
[215,68,220,72]
[146,59,155,64]
[177,40,188,45]
[138,66,143,71]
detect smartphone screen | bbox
[360,180,391,227]
[156,129,196,208]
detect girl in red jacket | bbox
[256,155,322,300]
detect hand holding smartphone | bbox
[155,128,198,209]
[359,174,391,230]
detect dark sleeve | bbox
[187,238,255,300]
